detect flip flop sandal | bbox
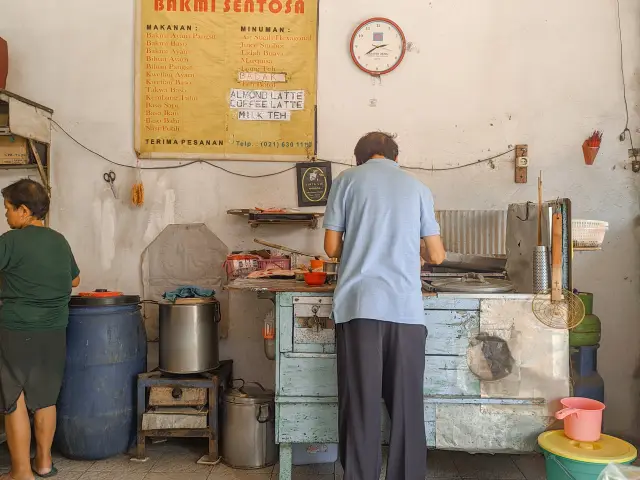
[31,464,57,478]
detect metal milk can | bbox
[221,381,278,469]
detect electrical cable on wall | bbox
[51,119,514,177]
[615,0,638,163]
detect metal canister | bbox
[323,259,339,284]
[532,246,550,294]
[221,382,278,469]
[158,300,220,374]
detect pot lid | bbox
[429,274,514,293]
[225,381,274,404]
[70,290,140,307]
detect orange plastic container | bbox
[555,397,605,442]
[310,259,324,271]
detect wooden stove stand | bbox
[135,360,233,464]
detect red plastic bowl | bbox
[304,272,327,286]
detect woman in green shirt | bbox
[0,179,80,480]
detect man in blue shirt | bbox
[324,132,445,480]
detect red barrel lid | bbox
[71,289,140,307]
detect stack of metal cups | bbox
[532,246,550,293]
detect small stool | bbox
[134,360,233,464]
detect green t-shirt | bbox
[0,226,79,331]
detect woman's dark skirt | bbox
[0,328,66,413]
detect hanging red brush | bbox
[582,131,602,166]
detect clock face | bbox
[350,18,406,76]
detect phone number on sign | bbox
[235,141,314,148]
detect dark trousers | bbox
[336,319,427,480]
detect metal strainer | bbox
[532,289,585,329]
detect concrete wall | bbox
[2,0,640,440]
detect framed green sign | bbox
[296,161,332,207]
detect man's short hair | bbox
[354,132,399,166]
[2,178,50,219]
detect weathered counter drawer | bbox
[278,354,480,397]
[276,402,436,446]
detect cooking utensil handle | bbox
[231,378,245,390]
[237,381,267,396]
[256,403,273,423]
[551,212,563,301]
[253,238,319,259]
[555,408,580,420]
[537,174,543,246]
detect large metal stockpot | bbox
[221,382,278,469]
[158,300,220,374]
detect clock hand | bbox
[364,44,389,55]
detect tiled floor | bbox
[0,439,547,480]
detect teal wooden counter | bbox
[227,280,570,480]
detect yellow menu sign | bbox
[135,0,317,161]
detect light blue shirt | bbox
[323,159,440,326]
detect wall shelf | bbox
[227,209,324,229]
[0,89,53,225]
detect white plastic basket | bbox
[572,220,609,248]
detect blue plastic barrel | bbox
[55,292,147,460]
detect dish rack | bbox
[257,257,291,270]
[572,220,608,249]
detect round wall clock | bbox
[350,18,407,76]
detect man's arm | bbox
[324,230,343,259]
[323,174,346,258]
[421,235,446,265]
[419,187,445,265]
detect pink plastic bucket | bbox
[554,397,605,442]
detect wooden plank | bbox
[142,411,207,430]
[278,302,294,353]
[0,89,54,113]
[323,344,335,354]
[28,139,49,195]
[277,402,435,446]
[227,279,335,293]
[149,387,207,407]
[227,280,438,296]
[279,354,479,397]
[425,404,436,447]
[289,310,479,355]
[277,403,337,443]
[278,444,293,480]
[424,356,480,396]
[279,292,294,307]
[279,355,337,397]
[435,403,549,453]
[293,296,333,305]
[275,396,544,405]
[293,343,324,353]
[424,297,480,310]
[425,310,479,355]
